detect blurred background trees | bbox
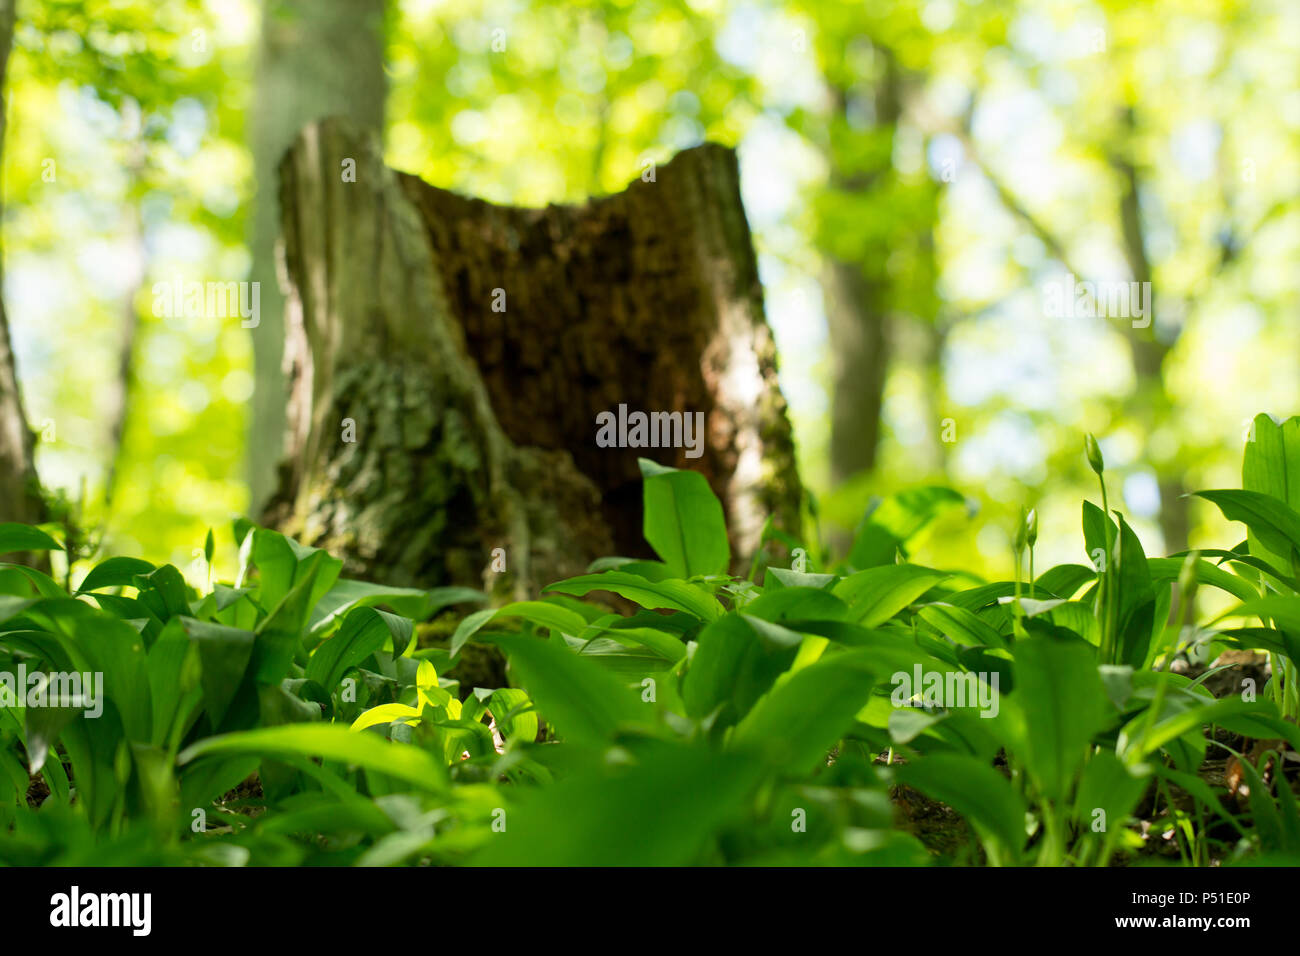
[3,0,1297,581]
[246,0,387,513]
[0,0,44,535]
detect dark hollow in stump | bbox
[265,118,802,597]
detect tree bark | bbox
[264,119,802,595]
[0,0,45,543]
[247,0,387,514]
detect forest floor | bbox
[889,651,1297,865]
[21,653,1295,867]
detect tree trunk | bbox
[247,0,387,514]
[1112,105,1187,554]
[825,258,890,484]
[103,133,146,508]
[822,52,904,487]
[0,0,45,544]
[264,119,802,595]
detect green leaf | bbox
[918,602,1008,650]
[781,620,964,679]
[948,581,1018,612]
[180,618,256,729]
[1147,557,1258,606]
[1012,636,1110,800]
[543,571,723,621]
[52,714,121,828]
[132,564,191,626]
[0,747,28,805]
[179,723,447,793]
[307,606,413,692]
[258,680,324,728]
[1034,564,1097,600]
[848,486,966,568]
[564,636,679,677]
[308,580,484,636]
[489,633,645,748]
[1073,749,1149,845]
[638,458,730,577]
[586,557,674,580]
[894,753,1026,859]
[764,566,837,590]
[488,687,538,743]
[1157,765,1250,839]
[250,529,342,615]
[0,524,63,554]
[1181,547,1295,591]
[21,599,151,743]
[1234,753,1290,852]
[473,743,762,866]
[1243,414,1300,571]
[233,517,255,547]
[251,557,332,684]
[732,648,879,772]
[147,620,199,749]
[76,556,156,593]
[833,565,949,626]
[178,754,261,816]
[682,613,801,724]
[0,563,66,599]
[0,594,36,626]
[1212,626,1300,666]
[1124,697,1300,760]
[1113,514,1157,667]
[1194,489,1300,568]
[743,586,848,624]
[24,701,83,774]
[1244,414,1300,501]
[1213,598,1300,664]
[349,701,421,732]
[582,624,686,663]
[1081,499,1114,567]
[449,600,588,657]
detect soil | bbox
[25,773,48,808]
[891,783,978,859]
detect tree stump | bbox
[264,118,802,597]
